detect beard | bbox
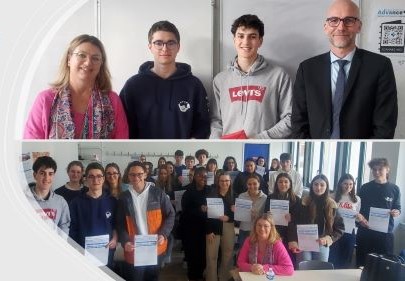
[329,34,356,49]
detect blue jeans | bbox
[296,245,330,263]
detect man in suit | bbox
[292,0,398,139]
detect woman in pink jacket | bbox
[237,213,294,276]
[23,34,128,139]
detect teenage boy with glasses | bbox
[120,20,210,139]
[116,161,175,281]
[69,162,118,270]
[292,0,397,139]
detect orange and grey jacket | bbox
[116,183,175,264]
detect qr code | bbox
[380,22,404,53]
[382,24,404,46]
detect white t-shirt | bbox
[129,183,152,235]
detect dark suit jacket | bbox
[292,48,397,139]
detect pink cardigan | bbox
[23,89,129,139]
[237,239,294,276]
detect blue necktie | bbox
[331,59,348,139]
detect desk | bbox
[239,269,361,281]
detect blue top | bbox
[358,180,401,233]
[69,191,117,247]
[120,61,210,139]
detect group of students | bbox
[23,0,398,140]
[25,147,401,281]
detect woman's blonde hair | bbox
[51,34,112,93]
[249,213,280,245]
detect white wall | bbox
[21,140,295,190]
[22,142,79,189]
[218,0,333,79]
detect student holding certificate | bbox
[69,162,117,269]
[356,158,401,267]
[206,172,235,281]
[237,213,294,276]
[329,174,363,269]
[289,175,344,263]
[264,173,301,265]
[116,161,175,281]
[237,174,267,250]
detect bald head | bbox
[324,0,361,57]
[326,0,360,19]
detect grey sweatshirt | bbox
[209,55,293,138]
[26,186,71,236]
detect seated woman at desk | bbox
[237,213,294,276]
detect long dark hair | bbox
[273,172,297,203]
[155,164,173,193]
[308,174,334,234]
[222,156,238,171]
[269,158,280,171]
[334,173,357,203]
[104,162,122,196]
[309,174,330,202]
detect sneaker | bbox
[182,261,188,269]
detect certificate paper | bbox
[297,224,319,252]
[234,198,252,222]
[207,198,224,219]
[182,169,190,186]
[85,234,109,266]
[255,166,266,177]
[338,208,357,233]
[368,207,390,233]
[269,199,289,226]
[174,190,186,212]
[134,234,158,266]
[207,172,215,186]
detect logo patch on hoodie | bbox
[229,86,266,103]
[39,208,57,220]
[178,101,191,112]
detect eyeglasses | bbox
[87,175,104,180]
[326,17,359,27]
[72,52,103,64]
[128,173,144,178]
[152,40,178,50]
[106,172,120,176]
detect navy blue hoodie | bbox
[120,61,210,139]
